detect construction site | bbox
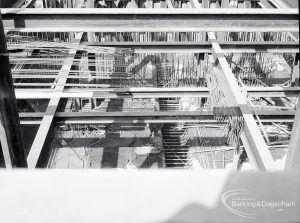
[0,0,299,222]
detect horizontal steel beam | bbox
[15,87,210,99]
[81,41,300,53]
[20,119,296,124]
[14,87,300,99]
[18,109,296,124]
[19,118,296,125]
[244,87,300,97]
[1,8,298,32]
[18,110,296,117]
[20,111,214,124]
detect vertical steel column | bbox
[0,12,27,167]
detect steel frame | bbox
[0,4,299,170]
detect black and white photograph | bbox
[0,0,299,222]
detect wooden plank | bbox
[285,97,300,171]
[0,13,27,168]
[208,32,276,171]
[1,8,298,32]
[26,32,83,168]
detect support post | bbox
[0,12,27,167]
